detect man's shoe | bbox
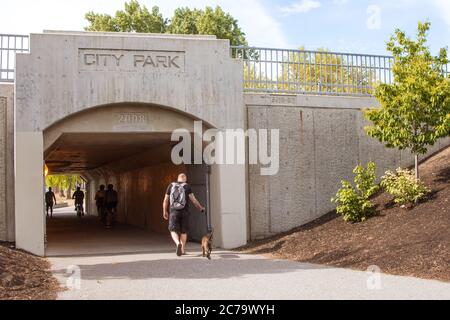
[176,244,182,257]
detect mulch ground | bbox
[0,243,60,300]
[239,146,450,282]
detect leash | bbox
[205,165,213,234]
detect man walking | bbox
[45,187,57,218]
[163,173,205,256]
[95,185,106,223]
[105,184,118,228]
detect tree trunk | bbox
[415,154,419,180]
[67,180,73,200]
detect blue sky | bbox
[0,0,449,55]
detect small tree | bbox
[365,22,450,179]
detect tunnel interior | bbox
[43,105,209,255]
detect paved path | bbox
[49,251,450,300]
[47,208,450,300]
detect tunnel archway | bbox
[43,102,212,256]
[14,31,248,257]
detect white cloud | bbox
[279,0,321,16]
[435,0,450,27]
[333,0,349,5]
[169,0,291,48]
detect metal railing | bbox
[0,34,29,82]
[232,46,450,97]
[1,34,449,96]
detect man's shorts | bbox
[169,209,190,234]
[106,202,117,210]
[46,202,54,210]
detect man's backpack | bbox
[170,183,187,210]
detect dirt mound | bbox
[240,146,450,282]
[0,244,60,300]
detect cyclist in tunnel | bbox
[72,186,85,216]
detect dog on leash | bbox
[201,231,213,260]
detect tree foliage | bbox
[85,1,248,46]
[45,175,84,198]
[279,48,375,94]
[85,0,166,33]
[364,22,450,178]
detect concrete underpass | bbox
[44,113,208,256]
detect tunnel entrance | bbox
[14,31,248,257]
[43,105,209,256]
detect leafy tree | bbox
[279,48,375,94]
[185,6,247,46]
[84,1,248,46]
[365,22,450,179]
[46,175,84,199]
[85,0,166,33]
[166,7,200,35]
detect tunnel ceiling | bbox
[45,132,173,174]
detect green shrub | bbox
[381,168,430,207]
[332,162,379,223]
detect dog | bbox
[201,231,213,260]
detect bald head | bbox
[177,173,187,183]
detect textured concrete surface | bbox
[49,250,450,300]
[0,83,14,242]
[246,94,450,239]
[14,31,247,255]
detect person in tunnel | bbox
[72,186,85,216]
[95,185,107,224]
[163,173,206,257]
[45,187,57,218]
[105,184,118,229]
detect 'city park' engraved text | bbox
[78,49,184,72]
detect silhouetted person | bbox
[72,186,85,215]
[45,187,57,218]
[105,184,118,228]
[95,185,106,223]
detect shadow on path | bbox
[52,253,326,281]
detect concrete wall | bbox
[89,162,187,233]
[15,31,247,255]
[0,84,15,242]
[246,94,450,239]
[16,31,244,133]
[86,159,207,242]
